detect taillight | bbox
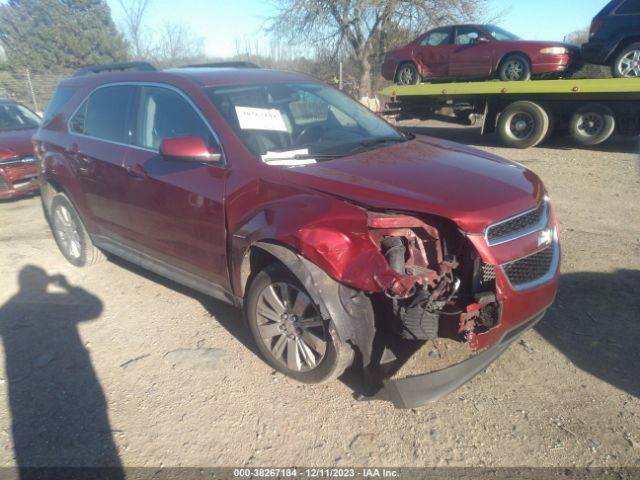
[589,19,603,38]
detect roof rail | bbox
[73,61,157,77]
[179,61,260,69]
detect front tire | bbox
[245,264,353,383]
[498,54,531,81]
[50,193,104,267]
[395,63,420,85]
[497,101,550,148]
[611,43,640,78]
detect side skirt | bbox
[93,235,241,307]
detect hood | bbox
[0,128,37,159]
[281,136,545,233]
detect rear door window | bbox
[616,0,640,14]
[71,85,137,144]
[454,27,481,45]
[135,86,214,151]
[420,30,451,46]
[42,86,78,123]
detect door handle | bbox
[125,163,147,180]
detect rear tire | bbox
[569,104,616,146]
[497,101,550,149]
[244,264,353,384]
[50,193,104,267]
[611,43,640,78]
[498,54,532,81]
[395,63,420,85]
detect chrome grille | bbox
[502,245,555,288]
[486,200,548,246]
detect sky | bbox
[105,0,610,59]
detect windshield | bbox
[203,82,404,165]
[485,25,520,41]
[0,103,41,131]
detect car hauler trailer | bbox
[380,78,640,148]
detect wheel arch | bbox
[39,153,96,234]
[394,60,420,82]
[241,241,377,367]
[605,36,640,63]
[495,51,532,73]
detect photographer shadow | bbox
[0,265,123,476]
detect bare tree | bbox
[564,26,589,46]
[152,22,204,67]
[117,0,152,59]
[267,0,491,97]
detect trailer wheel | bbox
[497,101,549,148]
[570,104,616,146]
[396,63,420,85]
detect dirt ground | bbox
[0,121,639,469]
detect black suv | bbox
[582,0,640,77]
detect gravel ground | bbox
[0,122,639,469]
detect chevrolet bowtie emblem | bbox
[537,229,553,247]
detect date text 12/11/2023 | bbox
[233,468,400,478]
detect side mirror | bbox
[478,35,490,44]
[159,136,222,163]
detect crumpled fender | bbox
[229,193,400,296]
[248,241,377,367]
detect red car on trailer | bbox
[382,24,582,84]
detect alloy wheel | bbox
[53,204,82,260]
[255,282,327,372]
[504,60,525,80]
[398,66,416,85]
[618,49,640,78]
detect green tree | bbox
[0,0,129,73]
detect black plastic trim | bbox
[376,310,547,408]
[93,235,239,307]
[73,62,156,77]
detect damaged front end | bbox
[366,212,501,351]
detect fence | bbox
[0,64,391,115]
[0,70,68,114]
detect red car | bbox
[0,99,40,199]
[382,24,582,84]
[34,63,560,408]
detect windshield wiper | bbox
[263,134,413,163]
[359,136,407,147]
[347,136,409,154]
[261,153,347,161]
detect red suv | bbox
[382,24,582,84]
[0,99,40,199]
[34,63,560,408]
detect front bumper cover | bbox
[370,309,546,409]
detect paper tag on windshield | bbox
[261,149,316,166]
[235,106,287,132]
